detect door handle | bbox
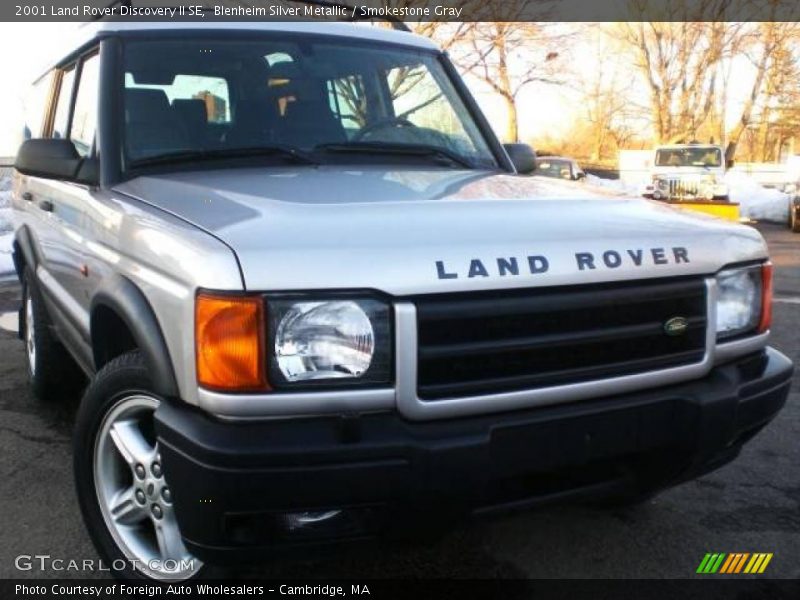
[38,200,54,212]
[22,192,33,202]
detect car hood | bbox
[114,166,767,294]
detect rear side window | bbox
[52,67,75,140]
[24,72,53,138]
[71,54,100,156]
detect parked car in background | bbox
[535,156,586,181]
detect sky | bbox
[0,23,75,156]
[0,22,758,157]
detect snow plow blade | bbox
[669,200,741,222]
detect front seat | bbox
[124,89,190,160]
[172,99,209,147]
[269,63,347,148]
[224,96,276,148]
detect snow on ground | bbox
[724,171,790,223]
[587,172,790,224]
[585,174,643,197]
[0,176,14,276]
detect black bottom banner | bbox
[2,579,800,600]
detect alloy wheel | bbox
[93,394,202,580]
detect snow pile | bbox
[589,171,790,224]
[0,176,13,276]
[724,171,790,223]
[585,174,642,197]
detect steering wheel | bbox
[353,117,417,141]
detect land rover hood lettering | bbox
[436,247,689,280]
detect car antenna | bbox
[93,0,412,31]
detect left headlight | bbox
[268,297,392,388]
[715,263,772,340]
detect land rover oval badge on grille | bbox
[664,316,689,336]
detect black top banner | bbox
[6,0,800,23]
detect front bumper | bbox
[155,347,793,564]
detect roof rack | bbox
[94,0,411,32]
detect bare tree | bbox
[574,28,644,160]
[442,2,569,141]
[616,0,745,143]
[727,16,800,160]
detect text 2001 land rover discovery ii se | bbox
[11,22,793,581]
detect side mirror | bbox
[503,143,537,175]
[14,138,98,185]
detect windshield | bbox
[655,147,722,168]
[121,37,498,170]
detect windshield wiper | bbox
[315,142,476,169]
[129,145,318,168]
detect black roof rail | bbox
[93,0,412,32]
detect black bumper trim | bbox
[155,347,793,563]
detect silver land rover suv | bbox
[11,21,793,581]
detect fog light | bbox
[284,510,343,532]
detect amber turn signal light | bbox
[758,262,773,333]
[195,293,268,391]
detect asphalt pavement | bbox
[0,223,797,580]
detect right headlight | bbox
[267,296,392,389]
[715,263,772,340]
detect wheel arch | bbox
[13,225,40,283]
[90,275,180,399]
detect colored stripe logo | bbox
[697,553,773,574]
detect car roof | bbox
[44,21,437,73]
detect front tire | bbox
[73,351,204,581]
